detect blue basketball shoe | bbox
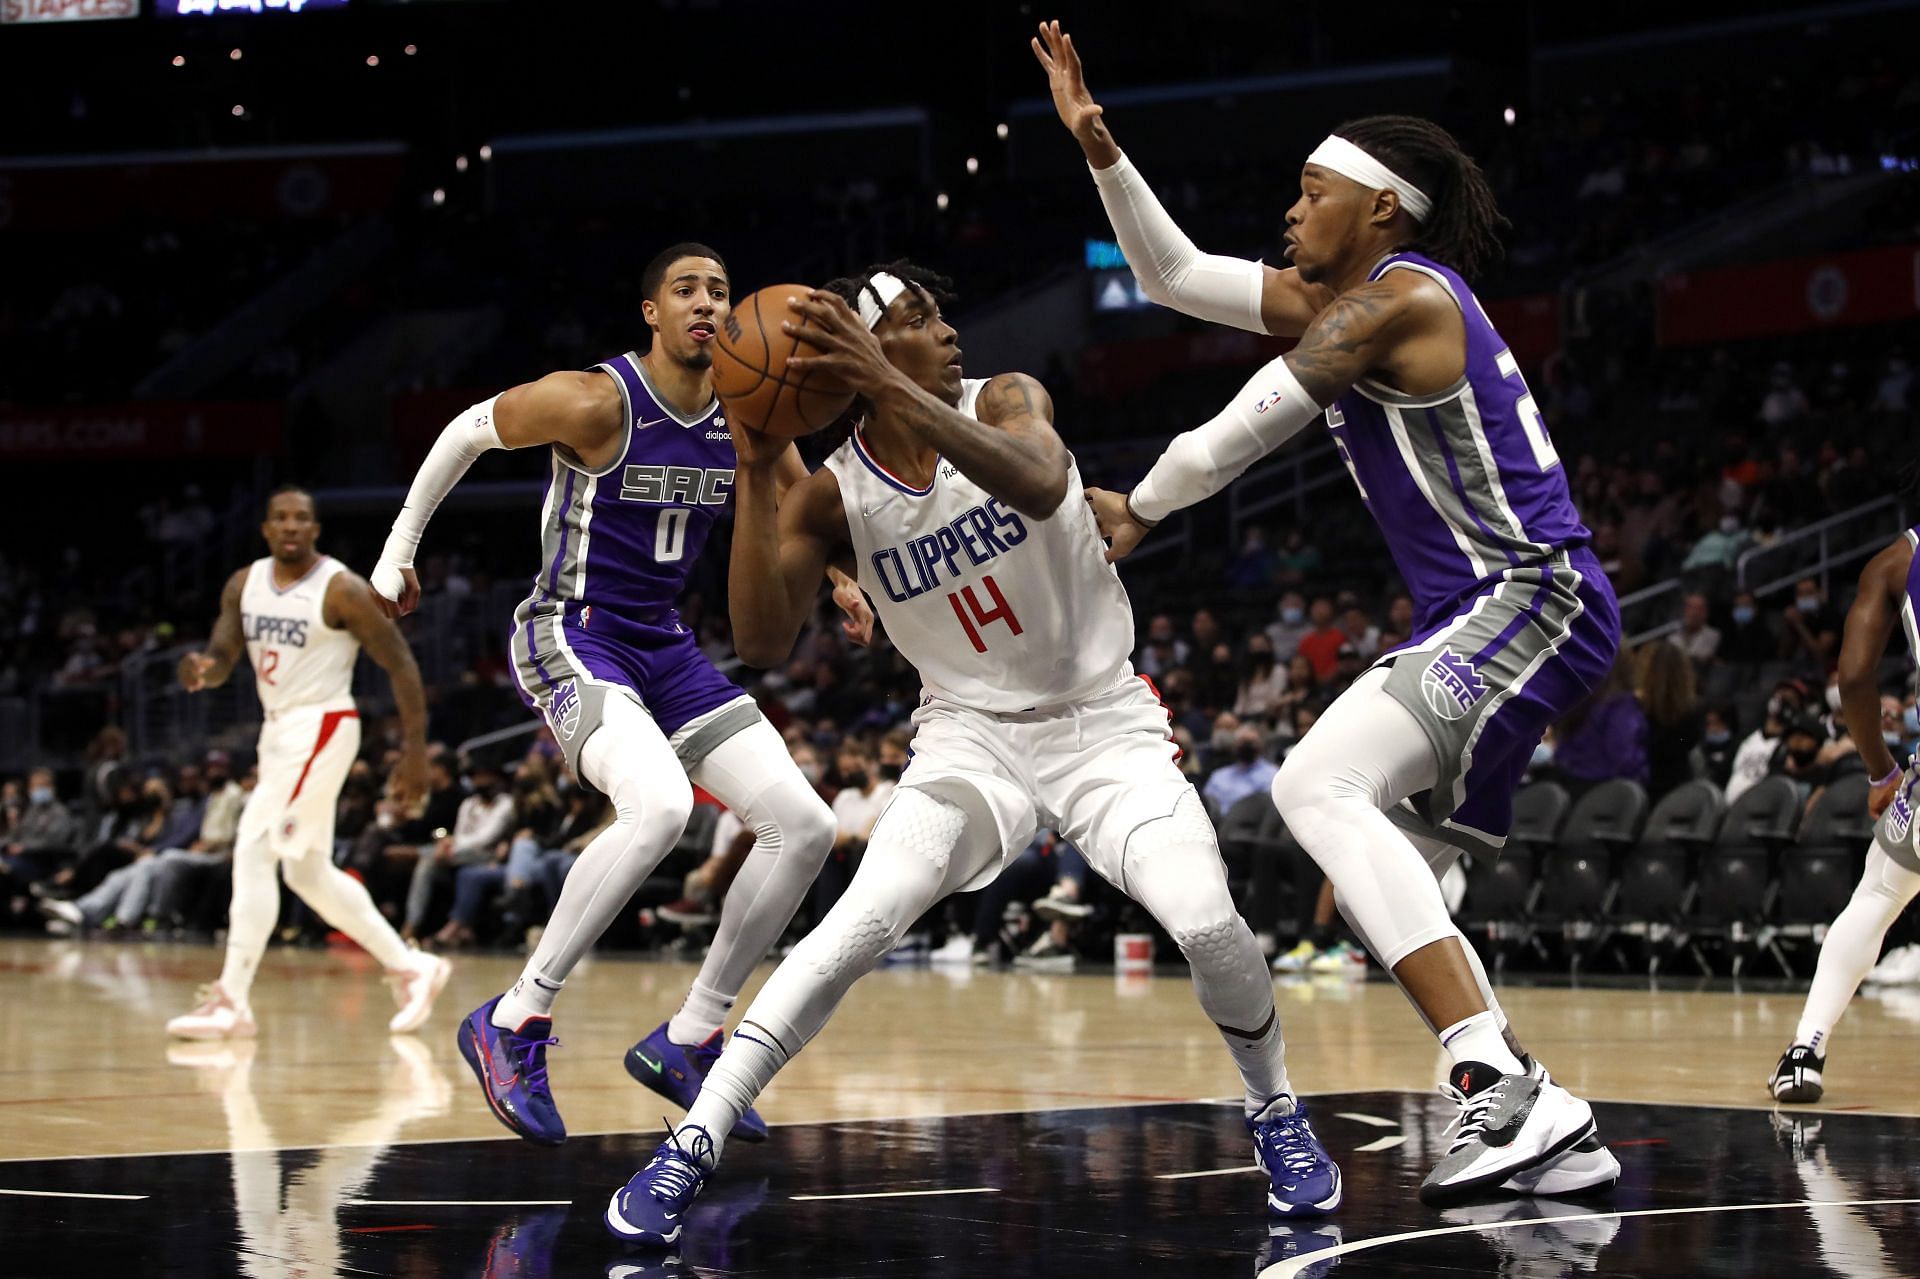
[624,1023,768,1143]
[1250,1097,1343,1216]
[457,995,565,1146]
[605,1125,716,1246]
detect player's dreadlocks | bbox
[1336,115,1509,281]
[820,259,958,323]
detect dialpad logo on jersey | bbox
[868,498,1028,603]
[1420,648,1487,721]
[620,464,734,505]
[242,613,309,647]
[549,679,583,741]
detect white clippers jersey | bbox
[239,556,358,716]
[824,377,1136,712]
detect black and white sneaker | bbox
[1769,1043,1825,1104]
[1501,1055,1620,1196]
[1419,1062,1596,1206]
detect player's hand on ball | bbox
[177,651,215,693]
[783,292,896,396]
[1031,20,1105,145]
[389,747,430,813]
[1085,487,1148,563]
[728,415,788,468]
[829,566,876,647]
[370,562,421,618]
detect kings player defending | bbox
[606,261,1339,1248]
[1038,20,1621,1202]
[167,486,451,1040]
[369,243,850,1147]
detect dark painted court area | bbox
[4,1093,1917,1278]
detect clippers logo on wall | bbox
[0,0,136,23]
[156,0,349,14]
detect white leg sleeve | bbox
[218,832,281,1005]
[520,693,693,990]
[1270,666,1459,970]
[1795,845,1920,1051]
[281,847,412,971]
[682,719,836,1016]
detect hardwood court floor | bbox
[2,937,1918,1277]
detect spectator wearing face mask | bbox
[402,764,515,942]
[1265,592,1312,662]
[1719,590,1776,666]
[1689,704,1740,788]
[1771,715,1839,808]
[1727,680,1808,804]
[812,740,895,922]
[1204,725,1279,814]
[1781,578,1841,674]
[1682,512,1752,574]
[0,768,78,895]
[1234,637,1288,722]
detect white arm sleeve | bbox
[371,396,503,602]
[1090,153,1269,335]
[1128,356,1322,526]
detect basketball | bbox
[711,284,857,438]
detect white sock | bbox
[676,1020,791,1170]
[1221,1006,1293,1117]
[1439,1010,1524,1075]
[493,968,564,1030]
[666,979,734,1046]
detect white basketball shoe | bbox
[1419,1061,1596,1205]
[387,952,452,1034]
[166,983,258,1040]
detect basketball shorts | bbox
[895,671,1196,893]
[1874,768,1920,874]
[240,701,360,860]
[1378,549,1619,857]
[511,599,759,782]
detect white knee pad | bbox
[880,786,968,876]
[1124,789,1238,946]
[810,905,902,983]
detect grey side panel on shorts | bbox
[671,699,764,769]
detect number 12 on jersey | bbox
[947,575,1023,653]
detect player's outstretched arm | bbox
[370,371,624,618]
[1033,20,1334,337]
[729,425,851,668]
[1106,277,1411,554]
[327,571,431,810]
[1840,541,1907,815]
[178,568,249,693]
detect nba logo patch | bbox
[280,816,298,842]
[550,679,583,741]
[1420,648,1487,722]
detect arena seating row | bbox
[1460,775,1886,978]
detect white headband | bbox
[856,271,914,330]
[1305,135,1432,223]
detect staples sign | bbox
[1,0,137,23]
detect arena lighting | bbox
[996,122,1009,140]
[455,155,468,172]
[366,54,380,67]
[228,47,241,60]
[966,156,979,175]
[403,43,417,56]
[171,54,185,66]
[936,192,949,210]
[231,103,245,116]
[431,188,445,206]
[478,144,492,161]
[1504,106,1517,125]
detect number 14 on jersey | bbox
[947,575,1023,653]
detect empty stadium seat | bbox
[1511,781,1573,847]
[1609,779,1725,973]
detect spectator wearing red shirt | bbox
[1296,598,1346,682]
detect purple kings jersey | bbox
[521,351,736,621]
[1324,251,1591,633]
[1901,526,1920,693]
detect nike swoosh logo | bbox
[862,496,897,518]
[633,1050,664,1074]
[636,416,672,430]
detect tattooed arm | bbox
[1086,277,1422,559]
[869,371,1070,519]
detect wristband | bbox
[1871,764,1904,789]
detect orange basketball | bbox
[711,284,857,438]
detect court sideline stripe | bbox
[0,1091,1405,1164]
[790,1187,1000,1202]
[1256,1196,1920,1278]
[343,1199,573,1207]
[0,1188,148,1200]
